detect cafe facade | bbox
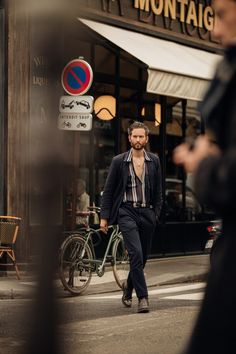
[0,0,222,263]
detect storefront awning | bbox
[79,18,221,101]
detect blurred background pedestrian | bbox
[75,179,90,226]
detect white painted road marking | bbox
[164,292,204,301]
[82,282,206,300]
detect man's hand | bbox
[100,218,108,234]
[173,135,221,173]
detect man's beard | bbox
[131,142,146,150]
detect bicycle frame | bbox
[79,224,120,277]
[59,222,129,294]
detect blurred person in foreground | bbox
[100,121,162,313]
[173,1,236,353]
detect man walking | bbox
[100,121,162,313]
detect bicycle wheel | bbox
[59,235,93,295]
[112,234,130,288]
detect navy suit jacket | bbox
[100,150,162,225]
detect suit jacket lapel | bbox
[122,162,129,192]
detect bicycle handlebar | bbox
[87,206,101,213]
[75,206,101,217]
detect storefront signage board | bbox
[58,113,93,131]
[77,0,220,51]
[61,59,93,96]
[59,95,94,113]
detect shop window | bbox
[166,100,201,180]
[63,37,91,65]
[94,120,116,205]
[164,99,216,222]
[95,44,115,74]
[120,87,139,119]
[120,54,139,80]
[165,179,202,222]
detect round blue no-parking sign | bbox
[61,59,93,96]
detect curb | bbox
[158,272,208,286]
[0,272,208,300]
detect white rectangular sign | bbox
[58,113,93,131]
[59,95,94,113]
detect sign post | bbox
[59,58,94,131]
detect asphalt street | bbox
[0,254,211,354]
[0,279,207,354]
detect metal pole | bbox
[181,99,187,218]
[159,96,167,224]
[114,49,121,155]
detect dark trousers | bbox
[118,204,156,299]
[183,221,236,354]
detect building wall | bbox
[77,0,220,52]
[0,3,6,215]
[7,0,30,259]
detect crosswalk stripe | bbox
[147,282,205,295]
[82,282,206,300]
[164,292,204,300]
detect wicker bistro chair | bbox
[0,216,21,279]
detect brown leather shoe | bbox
[137,298,149,313]
[122,282,132,308]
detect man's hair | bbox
[128,121,149,136]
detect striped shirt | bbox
[123,149,151,206]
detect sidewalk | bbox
[0,254,210,299]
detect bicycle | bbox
[59,207,129,295]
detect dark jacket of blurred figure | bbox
[183,42,236,354]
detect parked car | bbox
[165,178,211,222]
